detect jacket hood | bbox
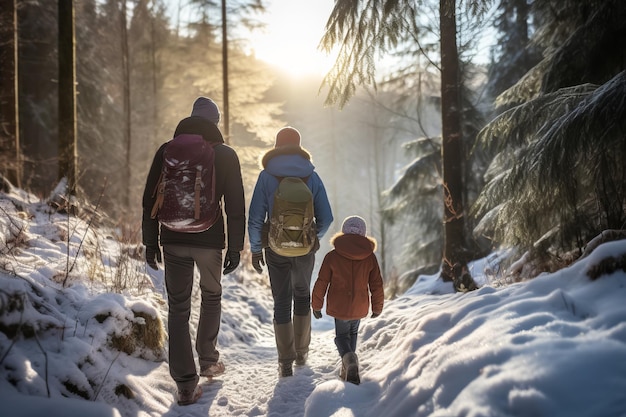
[262,145,315,178]
[173,116,224,143]
[331,233,377,261]
[261,145,312,167]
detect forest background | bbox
[0,0,624,294]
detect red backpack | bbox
[150,134,220,232]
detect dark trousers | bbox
[334,318,360,358]
[265,248,315,324]
[163,244,222,391]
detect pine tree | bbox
[474,0,626,274]
[486,0,540,102]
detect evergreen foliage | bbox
[474,0,626,266]
[485,0,541,103]
[320,0,422,108]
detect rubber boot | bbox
[274,321,296,377]
[293,312,311,366]
[342,352,360,385]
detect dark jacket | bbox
[247,145,334,254]
[312,233,384,321]
[142,116,245,251]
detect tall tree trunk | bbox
[515,0,530,43]
[120,0,132,208]
[370,100,387,277]
[0,0,21,188]
[439,0,477,291]
[150,1,159,141]
[58,0,78,194]
[221,0,230,143]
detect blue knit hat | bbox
[191,97,220,124]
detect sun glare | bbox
[252,0,336,78]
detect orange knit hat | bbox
[274,126,301,147]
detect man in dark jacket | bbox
[248,126,333,378]
[142,97,245,405]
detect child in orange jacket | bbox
[311,215,384,384]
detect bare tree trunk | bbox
[150,1,159,140]
[221,0,230,143]
[370,100,387,277]
[439,0,476,291]
[120,0,132,208]
[176,0,182,37]
[58,0,78,194]
[0,0,21,188]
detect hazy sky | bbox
[252,0,337,77]
[165,0,492,76]
[165,0,336,78]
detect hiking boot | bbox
[274,321,296,370]
[342,352,360,385]
[200,361,225,378]
[278,361,293,377]
[294,313,311,366]
[177,385,202,406]
[295,352,308,366]
[454,273,478,292]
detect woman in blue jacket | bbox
[248,126,333,377]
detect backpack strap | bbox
[193,142,218,220]
[194,165,202,220]
[150,170,165,219]
[210,163,216,203]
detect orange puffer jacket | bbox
[312,233,384,321]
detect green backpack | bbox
[268,176,316,257]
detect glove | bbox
[371,312,380,319]
[223,250,240,275]
[145,246,162,270]
[312,237,320,253]
[251,251,265,274]
[313,310,322,319]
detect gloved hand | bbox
[313,310,322,319]
[223,250,240,275]
[145,245,162,270]
[251,251,265,274]
[371,312,380,319]
[312,237,321,253]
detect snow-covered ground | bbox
[1,186,625,417]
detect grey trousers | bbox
[265,248,315,324]
[163,244,222,390]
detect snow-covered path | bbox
[5,188,626,417]
[0,189,373,417]
[136,268,343,417]
[170,339,337,417]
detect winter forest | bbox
[1,0,626,415]
[1,0,624,285]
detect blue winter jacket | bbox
[248,145,333,254]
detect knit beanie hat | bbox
[191,97,220,124]
[341,216,367,236]
[275,126,301,147]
